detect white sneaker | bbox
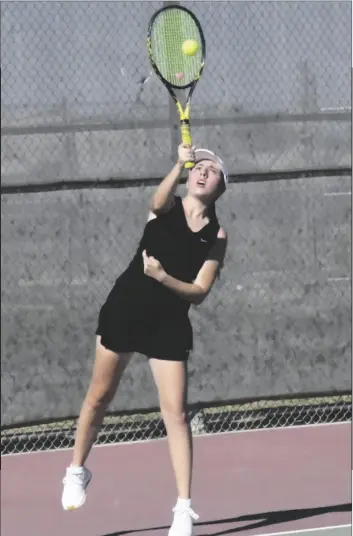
[61,465,92,510]
[168,506,199,536]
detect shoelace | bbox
[63,472,85,486]
[172,506,199,521]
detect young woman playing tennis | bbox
[61,143,228,536]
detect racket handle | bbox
[180,120,195,169]
[184,161,194,169]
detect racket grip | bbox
[184,161,195,169]
[180,121,194,169]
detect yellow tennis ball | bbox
[182,39,199,56]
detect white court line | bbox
[254,525,351,536]
[323,192,351,196]
[2,421,350,458]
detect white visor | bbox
[194,148,228,188]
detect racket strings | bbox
[150,9,203,87]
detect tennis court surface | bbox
[1,423,351,536]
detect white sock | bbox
[176,497,191,509]
[70,464,84,473]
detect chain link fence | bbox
[2,394,352,455]
[1,1,352,454]
[1,1,351,188]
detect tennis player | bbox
[61,143,228,535]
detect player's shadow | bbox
[103,502,351,536]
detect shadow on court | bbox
[102,503,352,536]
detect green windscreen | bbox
[150,8,203,87]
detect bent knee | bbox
[161,404,188,427]
[85,383,114,410]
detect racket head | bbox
[147,5,206,91]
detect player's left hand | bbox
[142,250,166,283]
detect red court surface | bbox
[1,423,351,536]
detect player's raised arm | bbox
[150,144,194,215]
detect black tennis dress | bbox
[96,196,220,361]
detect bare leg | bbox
[149,358,192,499]
[72,336,132,467]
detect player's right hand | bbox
[177,143,195,166]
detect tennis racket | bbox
[147,5,206,169]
